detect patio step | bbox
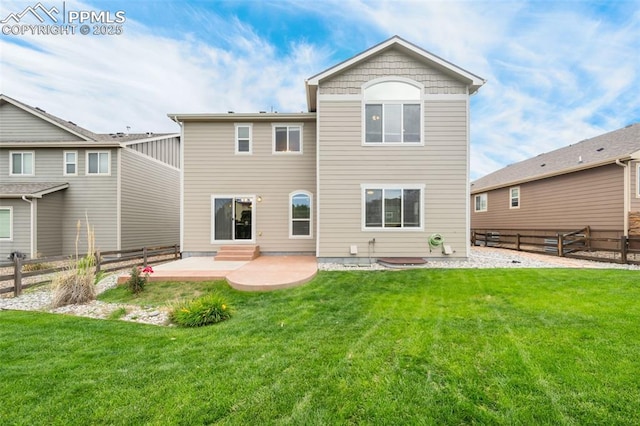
[215,245,260,261]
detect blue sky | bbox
[1,0,638,179]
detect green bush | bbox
[125,267,147,295]
[170,293,232,327]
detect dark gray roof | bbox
[471,123,640,193]
[0,182,69,198]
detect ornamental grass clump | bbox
[170,293,233,327]
[52,215,96,308]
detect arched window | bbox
[363,79,422,144]
[290,191,312,238]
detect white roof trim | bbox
[306,36,485,89]
[119,133,181,147]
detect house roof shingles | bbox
[471,123,640,193]
[0,182,69,198]
[1,94,176,146]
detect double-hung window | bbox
[10,152,34,175]
[290,191,312,238]
[64,151,77,175]
[0,207,12,241]
[363,185,423,229]
[235,124,252,154]
[87,151,110,175]
[363,80,422,144]
[475,193,488,212]
[509,187,520,209]
[273,124,303,153]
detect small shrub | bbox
[51,270,96,308]
[125,266,147,294]
[107,307,127,320]
[77,254,95,273]
[170,293,233,327]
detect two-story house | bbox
[170,36,485,263]
[0,94,181,258]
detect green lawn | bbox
[1,269,639,425]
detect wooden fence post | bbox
[585,226,591,251]
[14,256,22,297]
[143,247,148,267]
[621,236,628,264]
[174,244,179,259]
[557,233,564,257]
[95,250,101,274]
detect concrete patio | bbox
[117,256,318,291]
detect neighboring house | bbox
[470,123,640,241]
[170,36,485,262]
[0,94,180,259]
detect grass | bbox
[1,268,639,424]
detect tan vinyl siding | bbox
[631,161,640,211]
[0,200,30,258]
[318,99,468,259]
[0,147,118,254]
[182,120,316,254]
[127,136,180,168]
[471,164,624,231]
[36,191,64,256]
[120,149,180,249]
[0,102,83,142]
[320,47,467,95]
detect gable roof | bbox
[305,35,486,112]
[0,182,69,198]
[471,123,640,193]
[0,94,178,147]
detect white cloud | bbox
[1,0,638,180]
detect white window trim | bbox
[210,194,256,244]
[509,186,520,209]
[86,151,111,175]
[272,123,304,154]
[637,164,640,198]
[235,123,253,155]
[362,78,424,146]
[360,183,425,231]
[0,206,12,241]
[289,190,313,239]
[9,151,35,176]
[63,150,78,176]
[474,193,488,212]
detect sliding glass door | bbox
[212,196,254,242]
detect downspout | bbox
[21,195,35,258]
[616,159,629,236]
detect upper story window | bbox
[10,151,34,175]
[363,80,422,144]
[290,191,312,238]
[273,124,303,154]
[87,151,110,175]
[235,124,252,154]
[64,151,77,176]
[509,187,520,209]
[474,193,488,212]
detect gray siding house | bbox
[171,36,485,262]
[470,123,640,240]
[0,94,180,258]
